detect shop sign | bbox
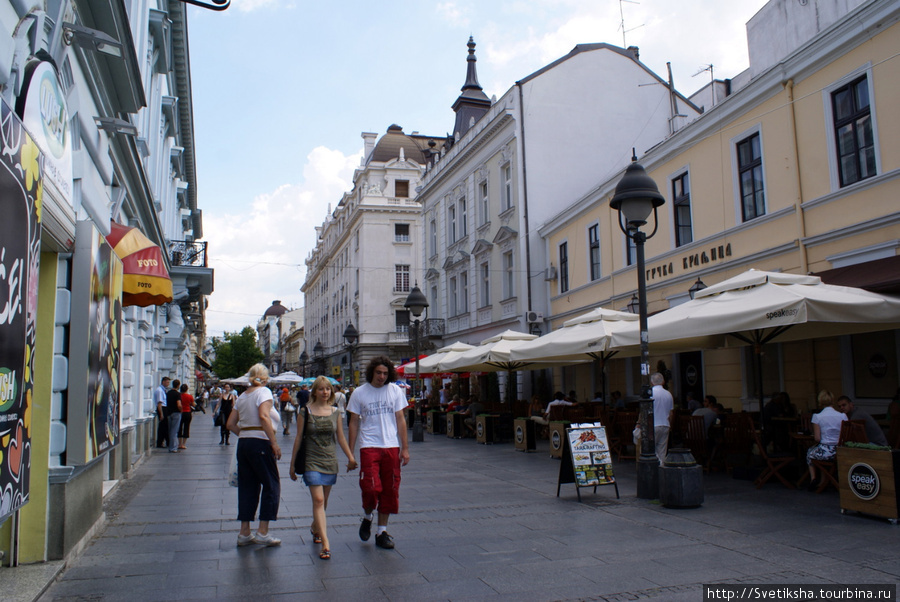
[645,243,733,282]
[19,61,72,203]
[848,462,880,500]
[0,98,43,521]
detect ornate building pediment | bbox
[442,249,470,270]
[471,239,493,256]
[492,225,518,245]
[424,267,440,281]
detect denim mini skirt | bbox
[302,471,337,487]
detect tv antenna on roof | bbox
[692,64,717,106]
[618,0,644,48]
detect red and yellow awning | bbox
[106,221,173,307]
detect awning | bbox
[105,221,173,307]
[815,255,900,295]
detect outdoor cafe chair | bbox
[806,419,868,493]
[750,427,795,489]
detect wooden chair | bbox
[809,419,868,493]
[721,413,754,471]
[610,411,638,461]
[681,415,709,469]
[750,427,795,489]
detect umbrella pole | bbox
[756,343,765,430]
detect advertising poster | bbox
[0,98,43,521]
[567,424,616,486]
[68,221,122,464]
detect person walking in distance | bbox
[347,356,409,550]
[166,379,183,453]
[219,384,236,445]
[154,376,170,448]
[650,372,674,465]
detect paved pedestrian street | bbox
[26,418,900,601]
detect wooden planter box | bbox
[837,447,899,524]
[476,414,496,444]
[549,421,570,458]
[514,418,536,452]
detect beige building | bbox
[538,0,900,414]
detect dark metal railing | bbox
[169,240,208,268]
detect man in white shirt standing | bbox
[348,356,410,550]
[154,377,170,448]
[651,372,674,465]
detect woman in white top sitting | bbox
[805,390,847,491]
[226,363,283,546]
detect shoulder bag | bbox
[292,406,309,475]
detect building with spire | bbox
[415,37,701,400]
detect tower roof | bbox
[263,300,288,317]
[451,37,491,140]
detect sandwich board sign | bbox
[557,422,619,502]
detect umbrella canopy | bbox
[509,308,639,364]
[220,374,250,386]
[269,371,302,385]
[438,330,578,372]
[397,342,475,376]
[611,269,900,351]
[299,376,340,387]
[105,221,173,307]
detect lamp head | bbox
[610,158,664,229]
[404,285,429,318]
[342,322,359,346]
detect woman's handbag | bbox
[292,407,309,476]
[214,410,223,427]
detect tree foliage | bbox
[210,327,264,378]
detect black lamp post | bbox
[688,277,707,300]
[313,341,324,377]
[342,323,359,386]
[404,284,428,443]
[610,154,665,500]
[299,351,309,378]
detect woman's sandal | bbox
[319,549,331,560]
[310,528,323,544]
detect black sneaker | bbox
[375,532,394,549]
[359,517,372,541]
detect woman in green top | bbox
[289,375,357,559]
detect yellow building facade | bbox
[539,0,900,414]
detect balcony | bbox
[168,240,213,298]
[169,240,208,267]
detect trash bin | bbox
[658,448,704,508]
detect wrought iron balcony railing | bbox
[169,240,208,268]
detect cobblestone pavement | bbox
[22,415,900,601]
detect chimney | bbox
[627,46,640,61]
[361,132,377,164]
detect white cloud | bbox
[204,146,361,338]
[436,2,468,28]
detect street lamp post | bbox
[342,323,359,387]
[313,341,324,377]
[610,154,665,500]
[299,351,309,378]
[404,284,429,443]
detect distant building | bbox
[303,126,447,384]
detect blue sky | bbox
[187,0,769,339]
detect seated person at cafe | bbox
[836,395,889,447]
[692,395,719,433]
[611,390,624,409]
[447,394,463,412]
[529,395,549,426]
[685,391,701,412]
[545,391,576,418]
[567,390,578,403]
[439,384,451,409]
[805,390,848,491]
[462,396,485,437]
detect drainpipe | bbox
[516,82,534,313]
[785,79,808,274]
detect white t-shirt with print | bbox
[348,382,406,449]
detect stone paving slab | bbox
[6,416,895,601]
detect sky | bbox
[186,0,770,339]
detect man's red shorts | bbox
[359,447,401,514]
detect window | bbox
[460,271,468,313]
[395,180,409,198]
[480,181,489,225]
[430,285,439,318]
[448,205,457,242]
[449,277,458,316]
[396,310,410,334]
[559,242,569,293]
[626,236,636,267]
[480,262,490,307]
[672,172,692,246]
[395,264,410,292]
[588,225,600,281]
[503,251,514,299]
[394,223,410,242]
[737,132,765,221]
[503,165,513,210]
[429,219,437,257]
[832,75,875,187]
[458,197,467,238]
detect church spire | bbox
[451,36,491,141]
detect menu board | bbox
[557,422,618,501]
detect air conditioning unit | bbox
[545,266,558,281]
[525,311,544,324]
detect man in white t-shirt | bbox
[651,372,674,465]
[348,356,409,550]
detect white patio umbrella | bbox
[437,330,582,372]
[397,341,475,375]
[509,308,639,365]
[269,371,303,385]
[220,374,250,386]
[609,269,900,410]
